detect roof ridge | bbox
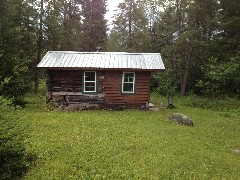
[47,51,160,55]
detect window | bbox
[84,71,97,93]
[122,72,135,94]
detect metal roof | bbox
[37,51,165,71]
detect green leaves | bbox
[197,55,240,97]
[152,69,179,97]
[0,0,35,105]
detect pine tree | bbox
[198,0,240,97]
[0,0,38,104]
[81,0,107,51]
[44,0,83,51]
[108,0,151,52]
[153,0,219,95]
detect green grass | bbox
[1,94,240,179]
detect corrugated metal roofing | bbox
[37,51,165,70]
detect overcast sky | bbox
[106,0,124,26]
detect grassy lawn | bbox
[1,94,240,179]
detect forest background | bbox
[0,0,239,106]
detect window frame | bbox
[121,72,136,94]
[83,71,97,94]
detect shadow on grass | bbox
[0,139,36,179]
[0,118,36,179]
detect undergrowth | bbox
[178,95,240,111]
[0,96,35,179]
[150,92,240,118]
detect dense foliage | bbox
[0,0,239,103]
[0,0,107,103]
[0,0,35,105]
[109,0,240,98]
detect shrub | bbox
[197,56,240,98]
[0,96,35,179]
[0,62,31,107]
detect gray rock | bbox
[64,104,84,112]
[169,113,194,126]
[64,103,100,112]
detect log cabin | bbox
[37,51,165,109]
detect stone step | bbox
[148,103,155,108]
[148,103,159,111]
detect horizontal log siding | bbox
[46,70,105,105]
[46,70,150,108]
[51,70,82,92]
[105,71,151,108]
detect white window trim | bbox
[122,72,135,94]
[83,71,97,93]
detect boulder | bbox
[169,113,194,126]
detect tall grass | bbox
[151,92,240,118]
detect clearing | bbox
[1,95,240,179]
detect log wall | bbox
[46,70,151,108]
[105,71,151,108]
[46,70,105,105]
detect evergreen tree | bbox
[0,0,38,105]
[44,0,83,51]
[81,0,107,51]
[44,0,64,51]
[108,0,151,52]
[152,0,219,95]
[198,0,240,97]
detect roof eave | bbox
[37,67,165,72]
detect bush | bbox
[0,61,31,107]
[0,96,35,179]
[151,69,179,97]
[197,56,240,98]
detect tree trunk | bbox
[176,0,182,35]
[35,0,43,94]
[180,58,190,96]
[52,0,57,50]
[128,0,133,49]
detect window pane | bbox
[84,71,96,92]
[125,73,134,78]
[85,72,95,81]
[128,77,134,82]
[85,86,95,91]
[123,83,133,92]
[124,73,134,83]
[85,82,95,87]
[85,82,95,92]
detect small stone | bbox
[233,148,240,153]
[169,113,194,126]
